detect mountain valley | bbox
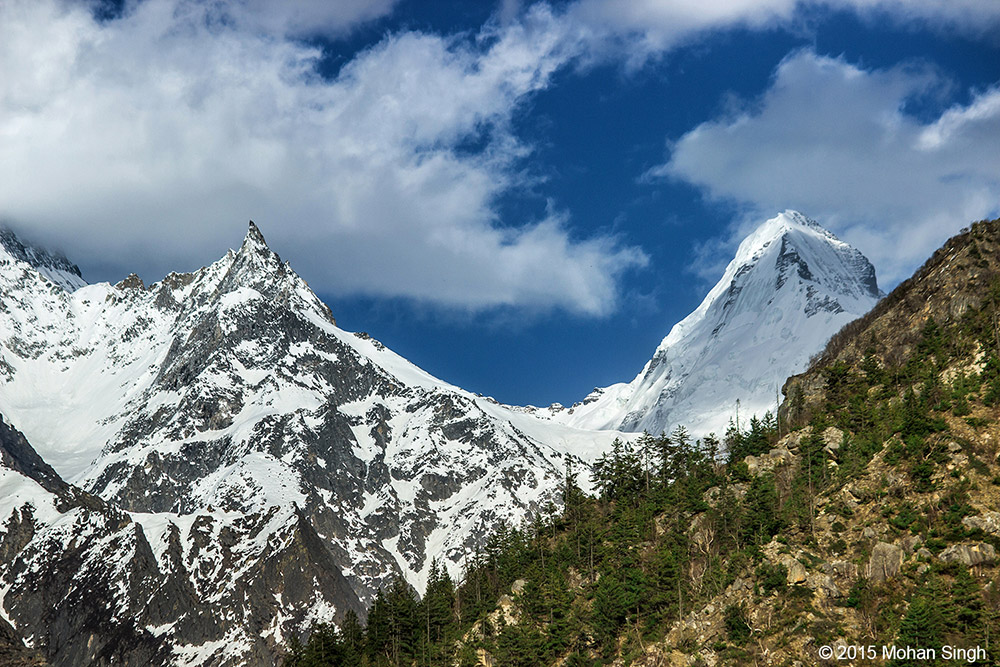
[0,211,919,667]
[303,217,1000,667]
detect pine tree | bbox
[339,610,364,667]
[740,473,781,545]
[367,575,419,666]
[424,559,455,645]
[891,596,944,667]
[671,425,691,477]
[949,568,984,636]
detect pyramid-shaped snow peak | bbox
[538,210,882,438]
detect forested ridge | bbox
[287,219,1000,666]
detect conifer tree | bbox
[891,596,944,667]
[950,568,984,635]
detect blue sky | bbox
[2,0,1000,406]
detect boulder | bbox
[822,560,859,581]
[822,427,844,456]
[962,512,1000,536]
[866,542,904,583]
[807,572,841,598]
[745,447,794,475]
[768,447,794,463]
[938,543,997,567]
[780,555,808,584]
[899,535,922,555]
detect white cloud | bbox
[4,0,997,314]
[835,0,1000,38]
[569,0,800,59]
[0,0,645,315]
[655,50,1000,285]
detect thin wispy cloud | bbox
[566,0,1000,64]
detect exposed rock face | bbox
[866,542,905,583]
[962,512,1000,536]
[0,616,48,666]
[1,416,173,665]
[807,572,840,598]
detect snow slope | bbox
[531,211,883,438]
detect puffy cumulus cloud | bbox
[6,0,996,315]
[655,50,1000,286]
[0,0,644,315]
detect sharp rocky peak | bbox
[216,220,292,290]
[242,220,269,252]
[234,220,278,263]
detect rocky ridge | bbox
[783,217,1000,419]
[0,412,364,666]
[0,227,85,292]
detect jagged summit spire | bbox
[243,220,268,249]
[221,219,290,292]
[235,219,278,264]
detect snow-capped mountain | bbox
[532,211,882,437]
[0,222,620,665]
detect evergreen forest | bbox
[286,221,1000,666]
